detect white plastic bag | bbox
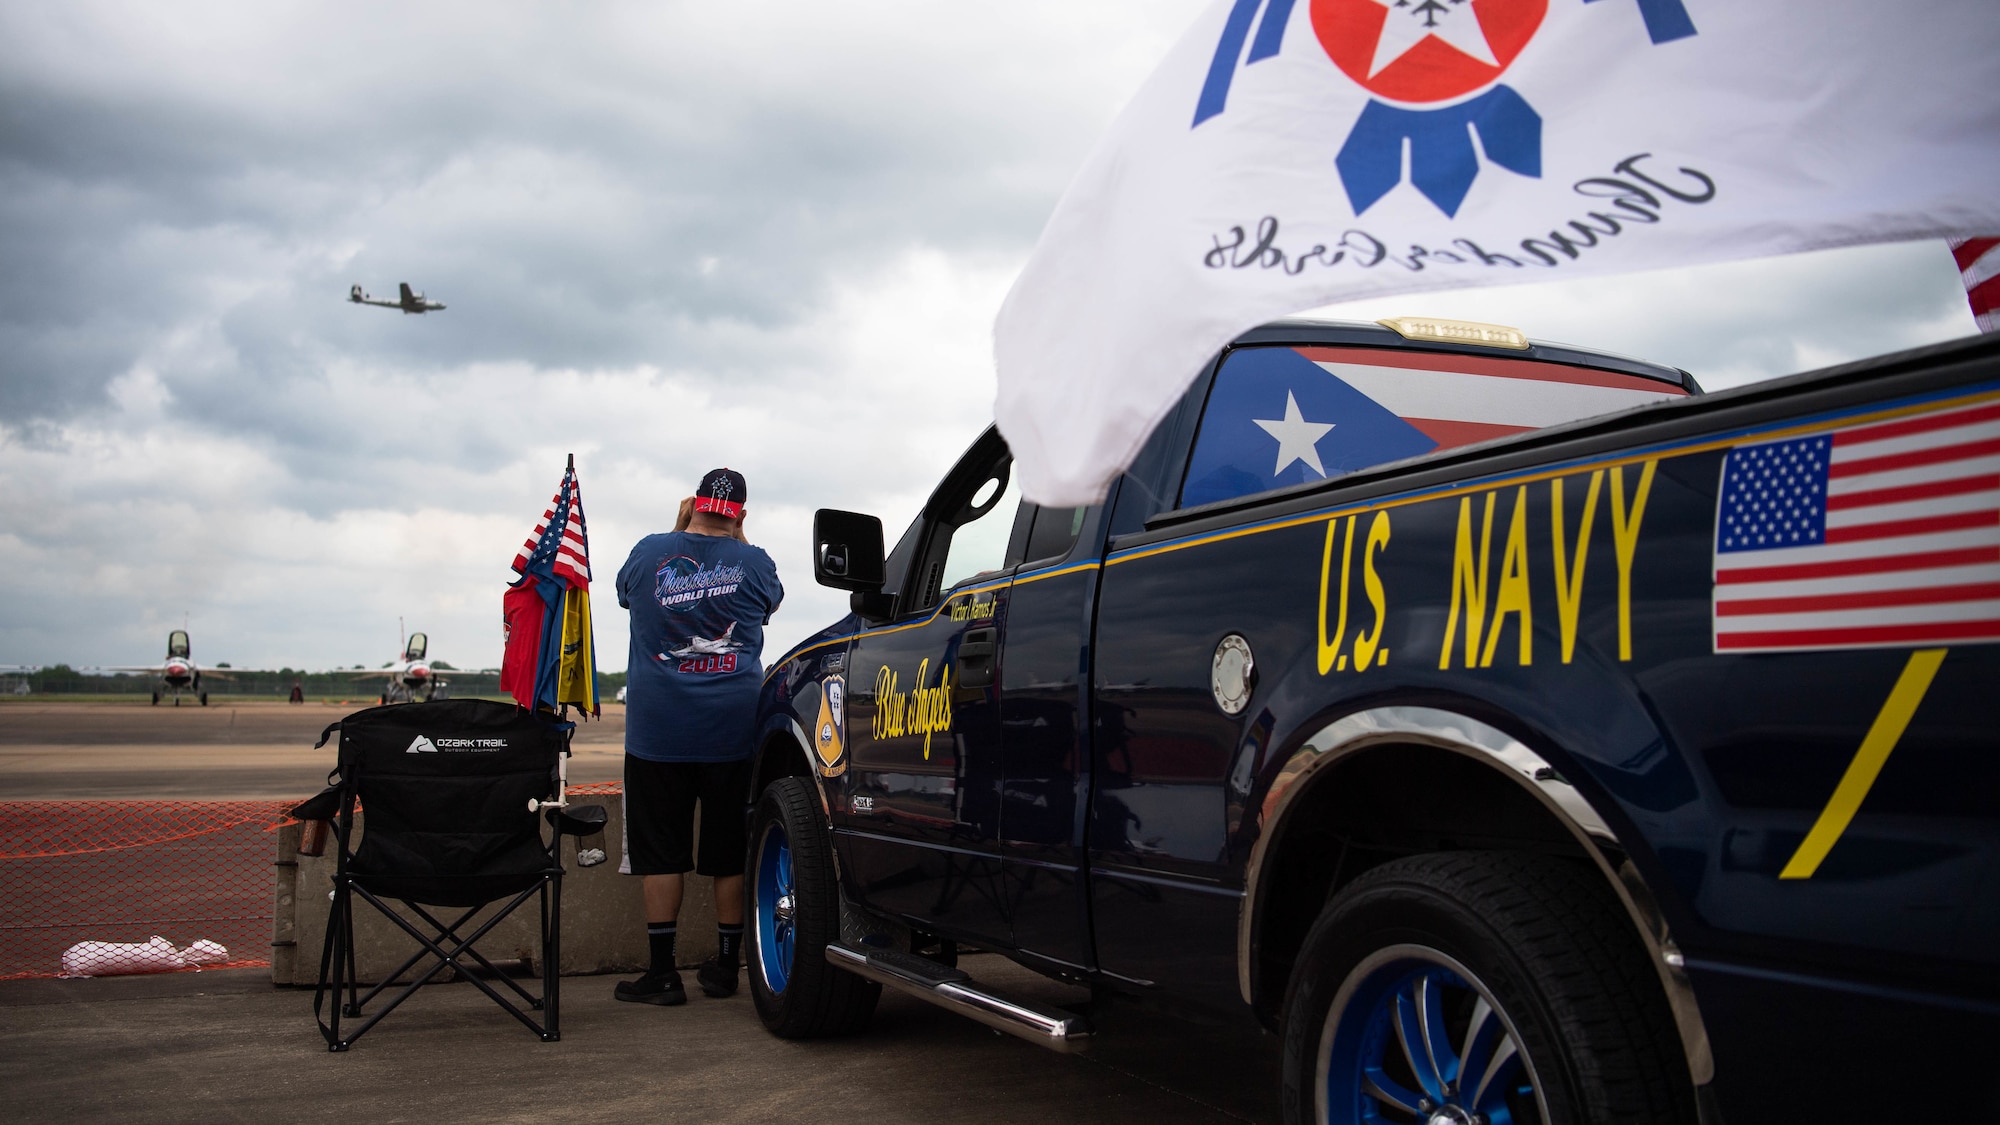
[60,936,230,977]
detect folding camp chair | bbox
[293,699,607,1051]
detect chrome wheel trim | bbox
[1315,944,1549,1125]
[753,821,796,995]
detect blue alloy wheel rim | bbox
[754,822,795,994]
[1321,947,1542,1125]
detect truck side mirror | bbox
[813,509,886,592]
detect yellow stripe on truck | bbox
[1780,648,1947,880]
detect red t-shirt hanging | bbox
[500,577,548,707]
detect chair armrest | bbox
[551,804,608,837]
[291,785,342,822]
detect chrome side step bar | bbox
[825,944,1093,1054]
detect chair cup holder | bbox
[556,803,610,867]
[553,804,608,835]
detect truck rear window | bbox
[1179,345,1686,509]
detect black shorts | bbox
[622,755,754,877]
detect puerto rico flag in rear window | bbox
[1712,399,2000,653]
[1180,345,1684,508]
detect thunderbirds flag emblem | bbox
[994,0,2000,506]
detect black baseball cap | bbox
[694,467,746,518]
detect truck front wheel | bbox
[746,775,879,1037]
[1280,852,1694,1125]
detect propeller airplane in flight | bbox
[349,282,445,314]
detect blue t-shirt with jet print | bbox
[617,531,784,763]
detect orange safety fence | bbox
[0,783,623,981]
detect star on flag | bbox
[1368,0,1500,76]
[1252,390,1337,476]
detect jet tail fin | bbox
[350,284,364,302]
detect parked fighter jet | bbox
[349,282,445,314]
[352,631,449,703]
[108,630,231,706]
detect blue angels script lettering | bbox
[871,660,954,760]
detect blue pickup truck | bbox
[743,317,2000,1124]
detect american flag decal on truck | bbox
[1712,399,2000,652]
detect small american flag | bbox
[1952,238,1999,334]
[513,463,591,588]
[1712,399,2000,653]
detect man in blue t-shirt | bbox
[613,467,782,1006]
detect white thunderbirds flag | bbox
[994,0,2000,505]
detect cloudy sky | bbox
[0,1,1980,675]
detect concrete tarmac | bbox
[0,701,628,799]
[0,960,1280,1123]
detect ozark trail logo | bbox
[406,734,508,754]
[1194,0,1697,216]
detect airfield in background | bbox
[0,701,626,801]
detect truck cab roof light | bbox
[1377,316,1531,351]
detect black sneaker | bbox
[695,957,738,998]
[614,970,686,1006]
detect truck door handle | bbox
[958,628,997,688]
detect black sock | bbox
[647,922,678,976]
[717,923,744,968]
